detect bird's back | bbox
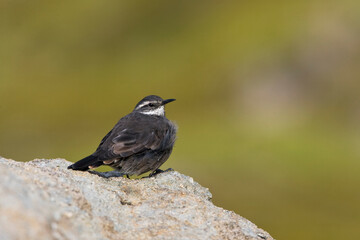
[93,112,177,175]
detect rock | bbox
[0,157,273,240]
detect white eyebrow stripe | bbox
[135,101,150,110]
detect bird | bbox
[67,95,177,178]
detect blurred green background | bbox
[1,0,360,239]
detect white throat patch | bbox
[140,106,165,116]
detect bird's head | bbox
[134,95,176,116]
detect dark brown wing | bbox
[110,129,162,157]
[93,113,167,161]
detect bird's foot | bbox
[148,168,174,178]
[89,170,126,178]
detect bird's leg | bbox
[148,168,174,177]
[89,170,125,178]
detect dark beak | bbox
[162,98,176,105]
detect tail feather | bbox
[67,155,102,171]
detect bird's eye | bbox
[148,103,155,107]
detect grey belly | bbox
[109,149,172,176]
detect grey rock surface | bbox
[0,157,273,240]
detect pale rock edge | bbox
[0,157,274,240]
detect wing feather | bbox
[93,113,171,161]
[110,129,162,157]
